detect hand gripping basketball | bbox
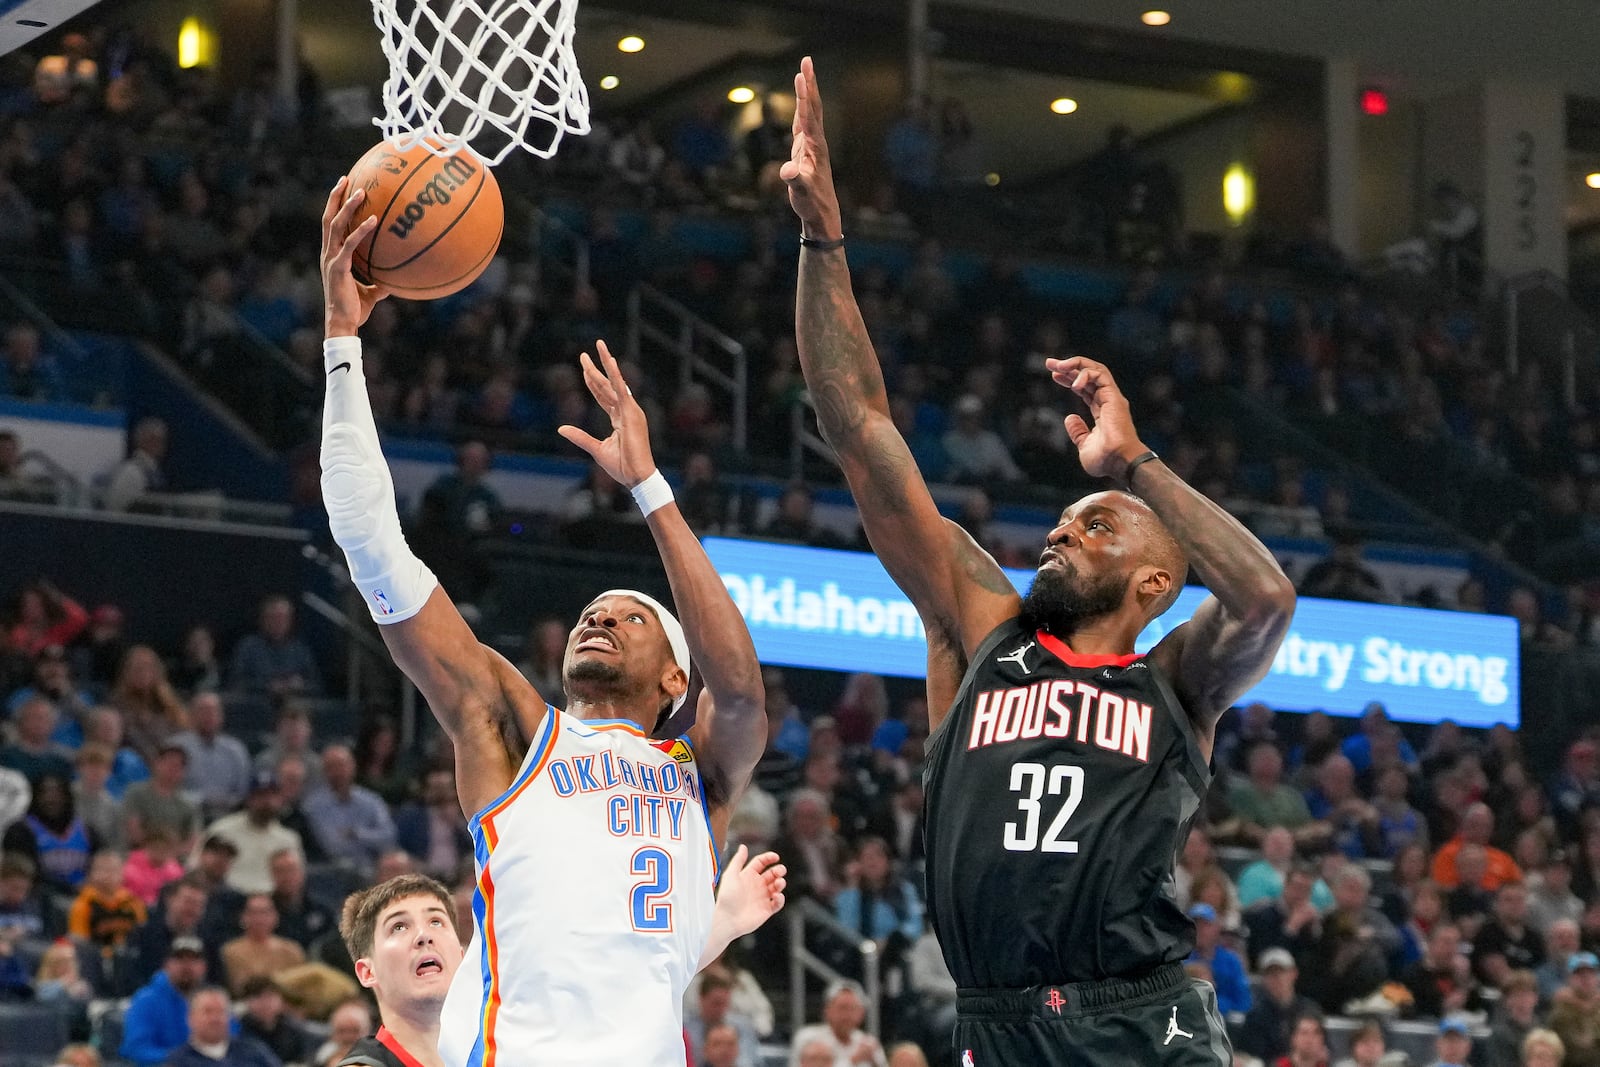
[1046,356,1151,483]
[557,342,659,489]
[321,177,391,336]
[780,57,844,243]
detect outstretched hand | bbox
[1046,356,1149,482]
[557,340,659,487]
[321,176,391,337]
[779,57,844,242]
[715,845,787,939]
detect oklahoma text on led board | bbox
[704,538,1520,728]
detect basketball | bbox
[346,139,503,300]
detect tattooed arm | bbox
[1047,356,1297,746]
[783,59,1018,712]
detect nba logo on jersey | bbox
[372,589,393,615]
[962,1051,975,1067]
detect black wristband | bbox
[799,233,846,251]
[1123,450,1160,491]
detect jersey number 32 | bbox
[1004,762,1085,853]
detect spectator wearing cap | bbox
[198,770,302,896]
[1551,739,1600,843]
[1549,951,1600,1067]
[172,691,252,819]
[1187,902,1251,1015]
[121,741,200,850]
[1429,1017,1475,1067]
[0,694,74,784]
[220,892,305,997]
[164,984,278,1067]
[1432,803,1522,891]
[789,979,886,1067]
[303,745,395,877]
[1237,948,1319,1062]
[1529,850,1584,935]
[941,394,1024,484]
[7,643,94,748]
[119,935,210,1067]
[1539,920,1582,1002]
[1483,969,1543,1067]
[227,595,322,698]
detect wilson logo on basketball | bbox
[388,155,479,240]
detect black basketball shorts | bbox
[953,963,1232,1067]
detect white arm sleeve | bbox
[320,336,438,624]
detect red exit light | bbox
[1360,87,1389,116]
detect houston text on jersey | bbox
[966,679,1152,763]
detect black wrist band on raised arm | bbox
[1123,449,1160,491]
[799,233,846,251]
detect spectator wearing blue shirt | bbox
[88,706,151,799]
[833,837,922,945]
[302,745,396,878]
[7,644,93,748]
[119,937,209,1067]
[1342,703,1418,775]
[1187,903,1251,1016]
[1236,827,1334,912]
[0,322,68,402]
[1304,754,1379,858]
[228,596,322,698]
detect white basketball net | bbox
[370,0,591,165]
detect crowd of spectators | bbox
[0,16,1599,1067]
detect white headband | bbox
[595,589,692,711]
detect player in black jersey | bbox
[333,855,788,1067]
[783,57,1297,1066]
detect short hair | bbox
[824,978,866,1004]
[1523,1029,1565,1061]
[1119,492,1189,619]
[187,984,230,1007]
[1502,969,1539,995]
[1292,1008,1327,1037]
[74,742,112,767]
[699,972,734,996]
[171,872,210,897]
[339,874,457,961]
[239,975,281,998]
[1350,1016,1387,1046]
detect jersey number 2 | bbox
[1004,762,1085,853]
[630,847,674,932]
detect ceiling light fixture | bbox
[727,86,756,104]
[1050,98,1079,115]
[1141,10,1172,26]
[617,35,644,53]
[599,75,619,90]
[1588,173,1600,189]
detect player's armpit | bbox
[1149,593,1293,738]
[379,588,541,813]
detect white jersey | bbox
[439,709,718,1067]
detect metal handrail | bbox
[789,391,836,479]
[625,283,749,453]
[15,448,85,507]
[788,897,882,1039]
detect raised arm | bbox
[696,845,786,970]
[319,178,535,817]
[1047,356,1296,740]
[783,58,1019,667]
[557,345,765,811]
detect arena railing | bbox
[788,896,883,1039]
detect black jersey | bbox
[337,1029,425,1067]
[924,616,1212,988]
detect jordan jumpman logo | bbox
[1163,1005,1194,1046]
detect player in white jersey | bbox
[318,180,768,1067]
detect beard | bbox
[1019,558,1129,636]
[565,656,626,691]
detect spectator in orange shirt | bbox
[68,849,147,960]
[1431,803,1522,890]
